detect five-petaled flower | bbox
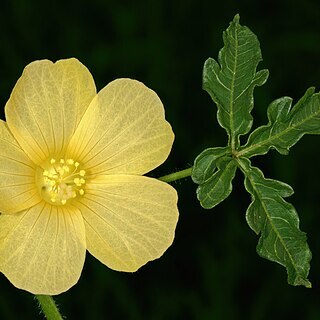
[0,58,178,295]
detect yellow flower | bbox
[0,58,178,295]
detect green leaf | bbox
[240,87,320,157]
[203,14,268,149]
[196,156,237,209]
[192,147,230,184]
[238,157,312,288]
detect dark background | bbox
[0,0,320,319]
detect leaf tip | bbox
[233,13,240,24]
[293,277,312,288]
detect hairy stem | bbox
[36,295,64,320]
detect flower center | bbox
[35,158,86,205]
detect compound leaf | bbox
[203,14,268,149]
[239,157,311,287]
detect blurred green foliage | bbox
[0,0,320,319]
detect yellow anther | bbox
[36,157,86,206]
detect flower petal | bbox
[5,58,96,165]
[76,174,178,272]
[67,79,174,175]
[0,201,86,295]
[0,120,41,213]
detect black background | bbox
[0,0,320,319]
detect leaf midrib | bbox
[244,169,299,277]
[239,97,320,157]
[201,160,235,204]
[229,27,238,151]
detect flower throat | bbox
[35,158,86,205]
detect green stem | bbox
[158,167,193,183]
[35,295,64,320]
